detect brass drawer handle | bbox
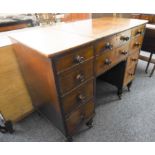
[134,42,141,47]
[74,55,85,63]
[77,94,86,103]
[76,73,85,82]
[105,42,113,50]
[121,50,128,55]
[136,29,142,35]
[104,58,112,65]
[128,73,134,76]
[120,36,130,41]
[132,58,137,62]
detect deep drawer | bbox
[65,100,94,135]
[58,59,94,95]
[61,79,94,115]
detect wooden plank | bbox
[0,45,33,122]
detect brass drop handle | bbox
[120,36,130,41]
[134,42,141,47]
[104,58,112,65]
[74,55,85,63]
[105,42,113,50]
[76,73,85,82]
[77,94,86,103]
[121,50,128,55]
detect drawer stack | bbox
[53,44,95,136]
[95,30,131,76]
[123,25,145,86]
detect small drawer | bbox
[131,25,145,37]
[129,35,144,53]
[127,52,139,68]
[123,66,136,86]
[95,50,116,76]
[58,59,94,95]
[116,30,131,47]
[95,35,116,56]
[61,79,94,115]
[54,45,94,73]
[66,100,94,135]
[115,43,129,62]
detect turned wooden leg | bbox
[86,118,93,128]
[117,88,123,100]
[150,64,155,77]
[145,53,153,74]
[66,136,73,142]
[127,81,132,92]
[5,120,14,134]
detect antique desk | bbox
[10,17,147,141]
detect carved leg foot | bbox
[66,136,73,142]
[86,119,93,128]
[127,82,132,92]
[117,88,123,100]
[5,121,14,134]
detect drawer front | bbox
[127,52,139,68]
[123,53,139,86]
[61,79,94,115]
[55,45,94,73]
[95,35,116,56]
[58,59,94,95]
[95,50,116,76]
[124,66,136,86]
[66,100,94,135]
[129,35,143,54]
[115,43,129,62]
[131,25,145,37]
[116,30,131,47]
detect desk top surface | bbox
[9,17,148,57]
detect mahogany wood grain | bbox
[58,59,94,95]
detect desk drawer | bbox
[131,25,145,37]
[129,35,143,53]
[127,52,139,68]
[66,100,94,135]
[95,50,116,76]
[54,45,94,73]
[115,43,129,62]
[61,79,94,115]
[116,30,131,47]
[95,35,116,56]
[58,59,94,95]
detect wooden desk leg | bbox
[150,64,155,77]
[127,81,133,92]
[145,53,153,73]
[117,88,123,100]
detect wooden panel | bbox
[0,45,33,122]
[66,100,94,135]
[61,79,94,115]
[12,41,60,112]
[58,59,94,95]
[55,45,94,73]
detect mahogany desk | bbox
[10,17,147,141]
